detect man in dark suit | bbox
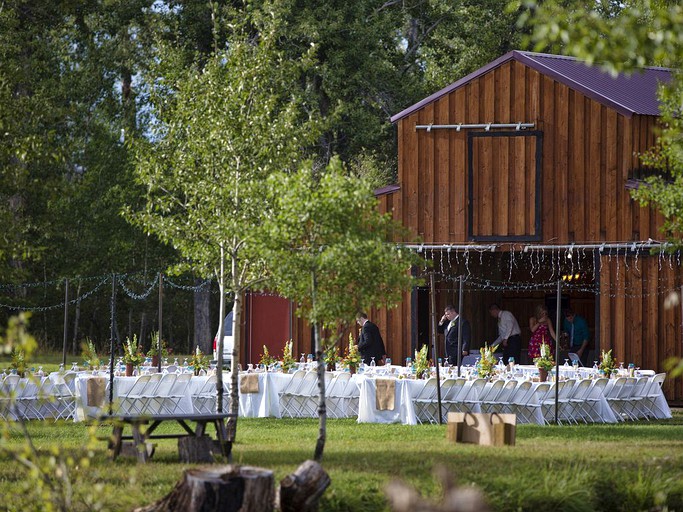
[356,313,386,366]
[437,304,471,366]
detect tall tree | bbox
[129,22,320,438]
[262,158,422,461]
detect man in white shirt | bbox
[489,303,521,365]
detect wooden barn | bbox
[239,51,682,403]
[368,50,682,402]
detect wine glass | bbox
[370,357,376,368]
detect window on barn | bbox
[468,131,543,241]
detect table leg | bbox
[110,425,123,460]
[131,424,149,463]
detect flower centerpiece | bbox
[146,331,169,365]
[123,334,145,375]
[81,338,100,370]
[342,334,361,374]
[280,340,296,373]
[599,349,617,378]
[259,345,277,368]
[324,344,341,371]
[476,344,497,380]
[414,344,430,379]
[534,341,555,381]
[10,348,27,377]
[190,346,210,376]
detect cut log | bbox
[178,436,219,463]
[134,465,274,512]
[279,460,330,512]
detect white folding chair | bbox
[580,378,610,423]
[0,374,20,420]
[517,382,552,424]
[604,377,629,422]
[643,373,668,418]
[439,378,467,417]
[145,373,175,414]
[475,380,505,414]
[192,374,218,414]
[484,379,518,415]
[290,371,319,418]
[566,378,593,423]
[279,370,306,418]
[117,375,152,415]
[460,378,488,413]
[506,380,534,418]
[413,377,439,424]
[326,373,351,419]
[621,376,650,420]
[165,373,192,414]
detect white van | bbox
[212,311,234,365]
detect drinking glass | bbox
[385,358,392,367]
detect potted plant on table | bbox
[259,345,277,369]
[280,340,296,373]
[477,343,497,380]
[414,344,430,379]
[599,349,617,379]
[123,335,144,376]
[190,346,210,376]
[147,331,169,367]
[534,341,555,382]
[81,338,100,371]
[324,344,341,372]
[342,335,361,374]
[10,348,27,378]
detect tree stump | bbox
[134,465,274,512]
[178,436,219,463]
[279,460,330,512]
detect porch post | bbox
[457,275,464,377]
[429,272,443,423]
[554,279,562,425]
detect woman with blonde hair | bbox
[528,304,556,359]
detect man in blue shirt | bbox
[563,309,589,365]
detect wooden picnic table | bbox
[98,412,236,463]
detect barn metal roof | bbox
[390,50,672,122]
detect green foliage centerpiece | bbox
[281,340,296,373]
[476,344,497,380]
[534,341,555,381]
[324,344,341,371]
[342,335,361,374]
[123,335,144,375]
[259,345,277,368]
[81,338,100,370]
[599,349,617,378]
[146,331,169,364]
[10,348,27,377]
[190,346,210,376]
[414,344,430,379]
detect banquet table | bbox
[62,367,674,425]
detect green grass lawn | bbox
[1,412,682,511]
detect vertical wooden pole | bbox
[62,279,69,366]
[158,272,163,372]
[457,275,464,377]
[429,272,443,424]
[554,279,562,425]
[109,274,116,415]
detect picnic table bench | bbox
[97,412,236,463]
